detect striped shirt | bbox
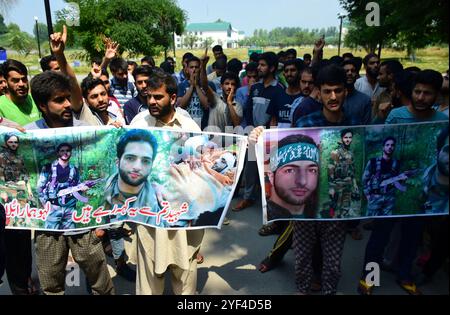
[109,77,137,109]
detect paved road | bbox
[1,197,448,295]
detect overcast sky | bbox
[3,0,345,35]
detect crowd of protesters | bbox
[0,23,448,295]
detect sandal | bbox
[258,223,280,236]
[357,279,374,295]
[397,281,422,295]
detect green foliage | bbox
[57,0,186,59]
[364,123,445,215]
[340,0,449,53]
[240,27,339,48]
[33,22,49,47]
[318,128,365,216]
[0,23,36,56]
[0,14,8,35]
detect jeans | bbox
[107,227,125,260]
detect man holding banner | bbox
[25,26,115,295]
[131,70,204,295]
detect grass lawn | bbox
[5,46,449,77]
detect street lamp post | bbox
[34,17,42,59]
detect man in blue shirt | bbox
[174,52,193,85]
[233,52,285,212]
[295,65,365,128]
[290,67,321,125]
[245,52,285,128]
[177,56,216,130]
[342,59,372,125]
[386,70,448,124]
[277,59,305,128]
[123,66,152,124]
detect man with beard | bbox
[362,137,401,217]
[0,134,35,295]
[372,60,404,123]
[124,66,153,124]
[328,129,359,218]
[81,77,124,126]
[0,59,40,126]
[290,67,322,125]
[103,129,161,281]
[342,59,372,125]
[37,143,83,230]
[276,59,305,128]
[266,134,320,221]
[130,71,204,295]
[355,53,385,100]
[25,25,114,295]
[386,70,448,124]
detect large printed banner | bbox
[257,121,449,223]
[0,126,247,231]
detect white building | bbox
[175,21,245,49]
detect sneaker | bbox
[222,217,230,225]
[397,280,423,295]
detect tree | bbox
[56,0,186,59]
[340,0,448,54]
[0,23,35,56]
[0,14,8,35]
[183,33,199,49]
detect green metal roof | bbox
[186,22,232,32]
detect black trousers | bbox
[4,229,32,295]
[423,216,449,278]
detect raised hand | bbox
[104,38,119,60]
[314,37,325,52]
[200,46,210,68]
[50,25,67,56]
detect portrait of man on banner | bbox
[265,134,321,221]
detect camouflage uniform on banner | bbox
[363,157,401,216]
[37,161,80,230]
[0,148,32,224]
[328,143,358,218]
